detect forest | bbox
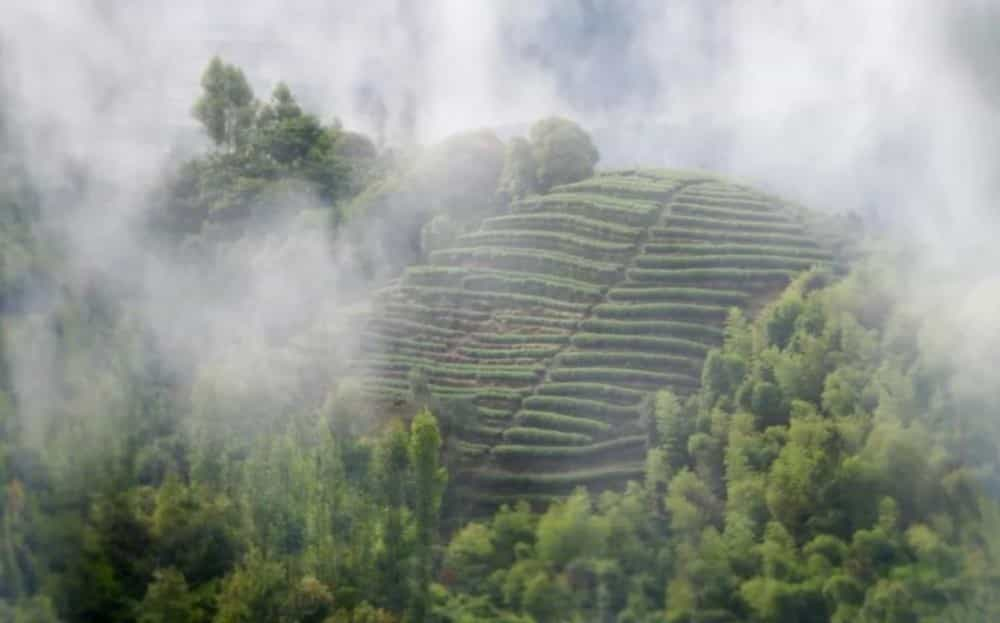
[2,31,1000,623]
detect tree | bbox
[192,57,256,151]
[137,568,203,623]
[255,83,327,166]
[528,117,599,192]
[408,409,446,622]
[496,137,537,201]
[373,421,411,613]
[213,550,289,623]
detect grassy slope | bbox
[350,169,832,507]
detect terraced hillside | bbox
[351,169,832,508]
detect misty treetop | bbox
[162,57,602,289]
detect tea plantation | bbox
[351,169,832,508]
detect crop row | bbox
[430,247,623,285]
[398,285,589,314]
[548,366,697,389]
[633,253,821,272]
[495,314,581,330]
[578,318,724,342]
[462,346,561,361]
[514,191,657,212]
[571,333,711,357]
[515,410,612,436]
[625,169,716,183]
[511,193,660,226]
[662,214,805,235]
[537,382,647,405]
[400,266,467,288]
[650,226,818,248]
[626,267,796,286]
[670,202,786,223]
[502,426,592,446]
[469,332,569,345]
[592,301,729,322]
[642,242,828,259]
[462,272,603,304]
[552,178,679,201]
[607,284,747,305]
[360,332,450,353]
[366,316,464,340]
[481,212,640,243]
[474,403,512,417]
[554,350,702,375]
[362,359,542,383]
[456,230,634,262]
[357,378,517,405]
[380,301,491,323]
[522,394,641,420]
[679,195,778,211]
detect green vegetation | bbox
[571,332,711,356]
[536,382,648,405]
[501,427,592,446]
[430,247,623,285]
[579,317,725,341]
[11,51,999,621]
[482,212,639,242]
[627,266,797,285]
[523,395,642,420]
[608,285,749,305]
[516,410,613,435]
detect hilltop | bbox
[350,168,836,509]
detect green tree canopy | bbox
[528,117,599,192]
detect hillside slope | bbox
[351,169,832,506]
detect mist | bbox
[2,0,999,436]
